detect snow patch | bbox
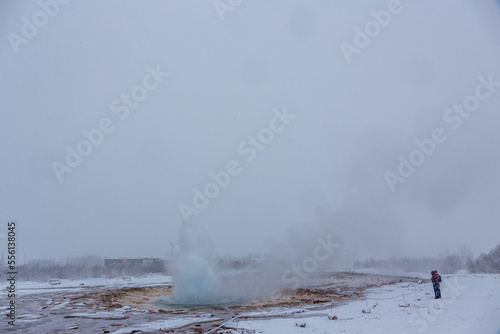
[110,315,221,334]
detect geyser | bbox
[157,221,285,310]
[170,222,220,305]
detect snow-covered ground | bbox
[2,272,499,333]
[0,273,172,297]
[110,314,222,334]
[235,274,500,334]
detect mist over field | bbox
[1,0,500,266]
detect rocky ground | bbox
[3,272,422,334]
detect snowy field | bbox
[1,272,499,333]
[236,273,500,334]
[2,274,173,297]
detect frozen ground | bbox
[4,274,173,297]
[1,272,499,333]
[236,273,500,334]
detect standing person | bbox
[431,270,441,299]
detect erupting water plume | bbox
[171,222,219,305]
[157,221,296,310]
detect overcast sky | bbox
[1,0,499,263]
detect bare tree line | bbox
[354,243,500,274]
[0,254,260,282]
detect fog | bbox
[1,0,500,264]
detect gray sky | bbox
[1,0,499,263]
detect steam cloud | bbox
[171,222,219,305]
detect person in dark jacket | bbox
[431,270,441,299]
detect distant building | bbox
[104,258,164,272]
